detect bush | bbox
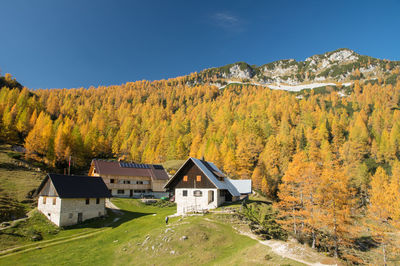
[241,201,286,240]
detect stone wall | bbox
[38,196,106,227]
[59,198,106,226]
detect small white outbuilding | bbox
[36,174,111,226]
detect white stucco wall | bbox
[37,196,61,225]
[38,196,106,226]
[175,188,225,214]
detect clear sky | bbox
[1,0,399,89]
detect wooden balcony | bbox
[106,183,151,190]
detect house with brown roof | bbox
[36,174,111,226]
[164,157,252,214]
[88,159,169,198]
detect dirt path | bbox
[237,230,337,266]
[204,217,337,266]
[0,228,108,258]
[0,209,35,232]
[106,199,124,215]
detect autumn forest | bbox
[1,71,400,262]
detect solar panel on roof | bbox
[119,162,154,169]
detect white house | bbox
[164,157,252,214]
[36,174,111,226]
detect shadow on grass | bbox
[0,162,31,171]
[63,209,154,230]
[220,199,272,208]
[0,232,24,238]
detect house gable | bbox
[37,177,59,197]
[166,159,216,189]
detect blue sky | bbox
[1,0,399,89]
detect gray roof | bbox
[165,157,250,197]
[191,158,241,197]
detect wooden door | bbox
[78,213,83,223]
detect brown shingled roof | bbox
[92,160,169,180]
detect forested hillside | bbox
[1,60,400,261]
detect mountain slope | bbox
[195,48,399,88]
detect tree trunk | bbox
[333,202,338,258]
[312,229,316,249]
[293,206,297,236]
[383,243,387,266]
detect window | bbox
[96,198,100,204]
[110,179,115,183]
[85,198,90,205]
[137,181,143,184]
[183,190,188,197]
[134,190,145,193]
[117,190,125,194]
[220,190,225,197]
[43,197,46,204]
[52,198,56,205]
[69,213,73,219]
[183,176,188,182]
[196,175,201,182]
[193,190,202,197]
[48,213,51,217]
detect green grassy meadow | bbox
[0,145,43,202]
[0,198,304,265]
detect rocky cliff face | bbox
[199,48,399,86]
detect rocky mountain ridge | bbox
[196,48,399,87]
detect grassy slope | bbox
[0,145,43,203]
[162,159,185,174]
[0,199,303,265]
